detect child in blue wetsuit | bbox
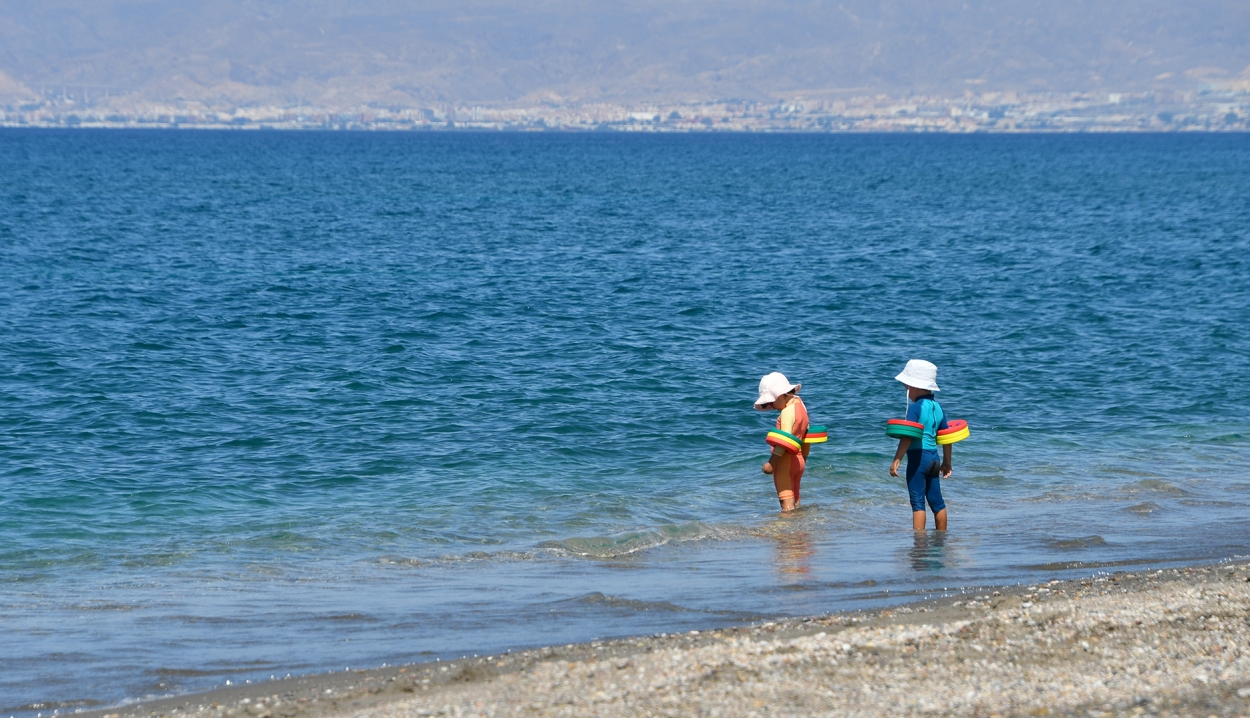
[889,359,953,531]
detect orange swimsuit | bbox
[772,397,810,506]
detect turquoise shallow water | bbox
[1,130,1249,714]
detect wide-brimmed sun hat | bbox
[895,359,940,392]
[754,372,801,409]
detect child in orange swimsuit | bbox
[755,372,811,512]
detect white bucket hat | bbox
[895,359,940,392]
[754,372,801,409]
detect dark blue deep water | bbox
[2,130,1249,714]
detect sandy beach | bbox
[74,561,1250,718]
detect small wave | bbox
[1022,556,1197,571]
[557,592,692,613]
[220,436,273,448]
[5,700,103,712]
[377,523,751,566]
[438,550,536,563]
[241,531,323,550]
[1204,432,1248,445]
[1047,535,1108,550]
[746,508,833,538]
[120,552,192,568]
[1124,502,1164,514]
[375,555,428,568]
[538,521,749,559]
[161,615,240,625]
[1022,489,1101,503]
[151,667,229,677]
[1119,479,1188,497]
[70,602,143,611]
[391,550,541,566]
[316,613,380,623]
[542,592,758,620]
[1180,499,1239,507]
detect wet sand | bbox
[80,562,1250,718]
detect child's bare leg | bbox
[934,509,947,531]
[912,510,926,531]
[774,455,796,512]
[795,447,809,508]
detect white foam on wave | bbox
[536,521,755,559]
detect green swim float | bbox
[885,419,924,440]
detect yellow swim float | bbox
[936,419,970,445]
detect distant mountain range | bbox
[1,0,1248,109]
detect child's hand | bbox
[889,459,901,477]
[941,462,952,478]
[762,461,773,475]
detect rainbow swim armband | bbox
[936,419,970,445]
[766,429,803,453]
[885,419,925,440]
[803,425,828,445]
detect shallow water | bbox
[1,130,1248,714]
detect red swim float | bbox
[803,425,828,445]
[766,429,803,453]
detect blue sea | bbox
[2,130,1249,715]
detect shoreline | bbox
[71,559,1250,718]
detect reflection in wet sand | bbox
[774,529,814,576]
[910,531,948,573]
[755,514,816,577]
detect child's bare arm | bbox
[941,445,953,478]
[889,437,911,477]
[763,447,784,474]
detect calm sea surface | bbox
[1,130,1248,714]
